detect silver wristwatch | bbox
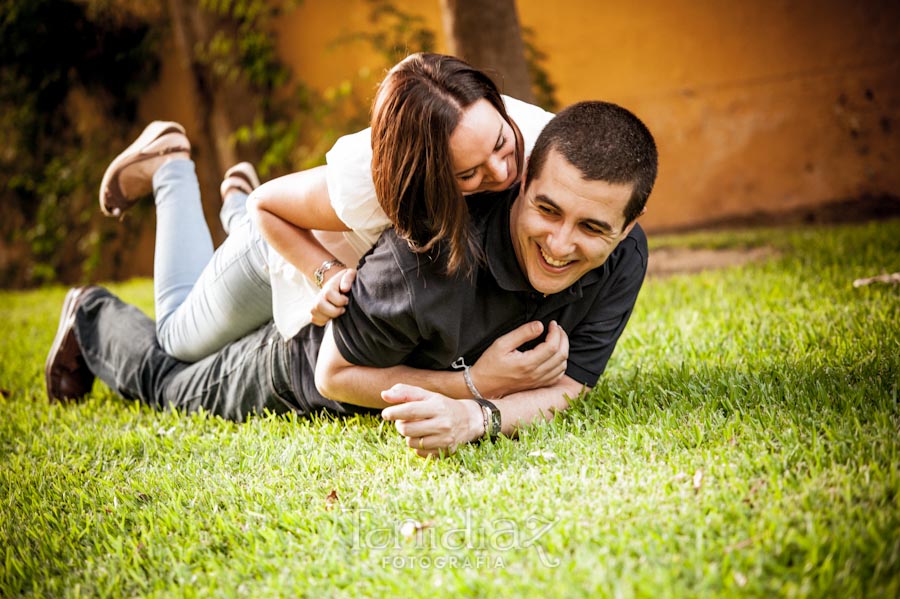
[472,397,501,441]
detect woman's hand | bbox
[310,268,356,326]
[469,321,569,398]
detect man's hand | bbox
[310,268,356,327]
[470,320,569,398]
[381,384,484,458]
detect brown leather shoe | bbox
[220,161,260,200]
[99,121,191,217]
[45,287,96,401]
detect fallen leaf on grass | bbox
[853,272,900,287]
[400,519,435,539]
[692,469,704,492]
[743,479,767,506]
[325,489,339,510]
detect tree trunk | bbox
[166,0,260,242]
[439,0,535,103]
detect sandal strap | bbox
[221,175,254,197]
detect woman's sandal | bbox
[99,121,191,217]
[220,162,261,199]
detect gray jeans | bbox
[73,287,379,421]
[75,287,300,420]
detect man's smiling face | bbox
[510,147,639,296]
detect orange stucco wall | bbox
[150,0,900,231]
[525,0,900,230]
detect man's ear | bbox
[622,208,646,237]
[520,156,530,189]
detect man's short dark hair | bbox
[526,101,658,225]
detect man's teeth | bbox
[540,247,571,267]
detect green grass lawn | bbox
[2,220,899,598]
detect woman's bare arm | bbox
[248,165,351,287]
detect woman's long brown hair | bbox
[370,53,512,276]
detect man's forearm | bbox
[489,376,586,437]
[321,361,475,408]
[379,375,589,455]
[316,324,589,439]
[314,327,471,407]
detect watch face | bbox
[489,407,501,438]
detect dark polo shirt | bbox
[325,185,647,399]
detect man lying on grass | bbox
[45,101,658,457]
